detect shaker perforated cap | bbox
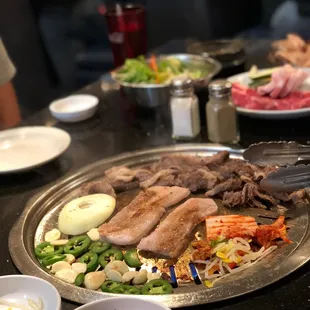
[171,76,194,96]
[208,79,232,97]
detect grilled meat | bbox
[205,178,242,197]
[223,183,278,209]
[95,151,306,209]
[98,186,190,245]
[138,198,218,258]
[174,169,218,192]
[79,179,116,198]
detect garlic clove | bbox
[147,272,161,282]
[106,270,122,282]
[132,269,147,285]
[54,269,78,284]
[50,239,69,246]
[84,271,106,290]
[44,228,61,242]
[121,271,138,283]
[87,228,100,241]
[72,262,87,274]
[64,254,76,264]
[51,261,72,274]
[104,261,129,275]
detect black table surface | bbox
[1,40,310,310]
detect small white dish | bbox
[0,126,71,173]
[75,297,170,310]
[49,95,99,123]
[0,275,61,310]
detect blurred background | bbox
[1,0,310,117]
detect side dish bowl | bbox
[75,297,170,310]
[49,95,99,123]
[112,54,221,107]
[0,275,61,310]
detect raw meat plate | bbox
[228,67,310,119]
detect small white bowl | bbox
[0,275,61,310]
[75,297,170,310]
[49,94,99,123]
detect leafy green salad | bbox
[112,55,205,84]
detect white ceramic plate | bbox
[0,275,61,310]
[0,126,71,174]
[228,67,310,119]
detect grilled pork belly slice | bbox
[138,198,218,258]
[98,186,190,245]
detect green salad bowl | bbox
[111,53,222,108]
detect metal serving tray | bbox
[9,144,310,308]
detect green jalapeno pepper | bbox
[99,249,123,268]
[41,254,66,267]
[35,242,64,259]
[78,251,98,272]
[101,280,121,292]
[64,235,91,257]
[124,249,142,267]
[74,273,85,287]
[110,284,140,295]
[141,279,173,295]
[90,241,111,255]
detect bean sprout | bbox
[194,237,278,287]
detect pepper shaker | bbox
[170,77,201,140]
[206,80,239,144]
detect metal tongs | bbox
[243,141,310,166]
[259,165,310,192]
[243,141,310,192]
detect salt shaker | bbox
[206,80,239,143]
[170,77,200,140]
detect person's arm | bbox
[0,81,21,129]
[0,39,21,129]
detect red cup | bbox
[103,4,147,67]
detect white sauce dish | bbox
[49,95,99,123]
